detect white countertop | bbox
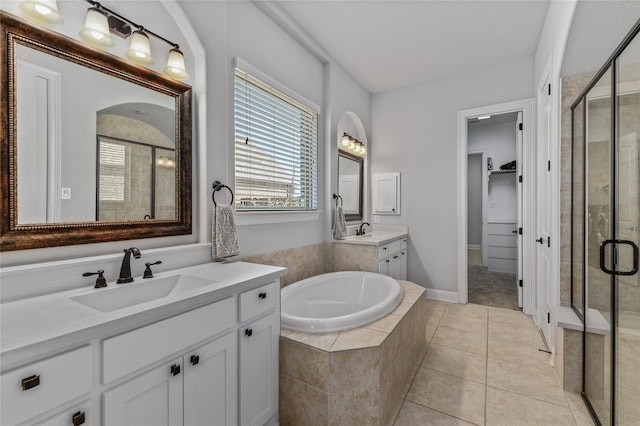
[0,261,286,371]
[334,231,408,246]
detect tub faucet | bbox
[117,247,141,284]
[356,222,371,236]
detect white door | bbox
[536,76,553,346]
[103,359,183,426]
[184,332,237,426]
[239,313,278,426]
[516,112,524,308]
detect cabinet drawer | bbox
[103,297,235,384]
[239,281,279,323]
[378,240,402,259]
[1,346,92,425]
[32,400,91,426]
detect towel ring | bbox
[212,181,234,206]
[333,193,343,206]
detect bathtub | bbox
[281,271,404,333]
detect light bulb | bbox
[125,31,154,65]
[341,134,350,147]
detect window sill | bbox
[235,210,322,226]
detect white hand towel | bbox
[212,204,240,260]
[333,205,347,239]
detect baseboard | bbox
[467,244,481,250]
[425,288,458,303]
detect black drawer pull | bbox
[170,364,181,376]
[245,328,253,337]
[258,292,267,300]
[393,255,399,259]
[72,411,86,426]
[190,355,200,366]
[21,374,40,391]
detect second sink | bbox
[71,275,216,313]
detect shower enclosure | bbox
[571,19,640,426]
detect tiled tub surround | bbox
[279,281,428,426]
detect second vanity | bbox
[333,225,408,280]
[0,261,286,426]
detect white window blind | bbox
[234,67,318,211]
[99,140,128,201]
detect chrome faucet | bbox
[117,247,141,284]
[356,222,371,236]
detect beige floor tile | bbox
[488,320,543,347]
[426,325,437,343]
[286,330,339,351]
[406,368,485,425]
[331,327,387,351]
[394,400,475,426]
[487,357,567,407]
[422,343,486,384]
[433,326,487,355]
[488,334,550,367]
[488,307,535,327]
[565,392,596,426]
[486,387,576,426]
[439,311,487,336]
[445,303,488,321]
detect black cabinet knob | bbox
[170,364,181,376]
[536,237,544,244]
[72,411,86,426]
[258,292,267,300]
[21,374,40,391]
[190,355,200,366]
[245,328,253,337]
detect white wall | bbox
[467,154,482,246]
[371,57,533,293]
[468,119,518,222]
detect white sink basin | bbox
[71,275,216,313]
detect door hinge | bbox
[547,312,551,324]
[519,227,523,235]
[547,236,551,247]
[519,279,523,288]
[519,175,523,183]
[547,160,551,172]
[518,122,523,131]
[548,83,551,95]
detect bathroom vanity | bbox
[0,261,285,426]
[333,226,408,280]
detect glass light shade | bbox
[349,139,355,149]
[341,134,350,146]
[360,144,367,155]
[20,0,63,24]
[125,31,154,64]
[79,8,113,47]
[163,48,189,80]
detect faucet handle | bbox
[143,261,162,279]
[83,270,107,288]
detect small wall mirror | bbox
[337,150,364,221]
[1,13,192,251]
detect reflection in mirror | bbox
[1,12,192,251]
[338,150,363,221]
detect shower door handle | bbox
[599,239,639,276]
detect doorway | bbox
[466,113,521,310]
[457,98,536,315]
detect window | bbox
[234,66,318,212]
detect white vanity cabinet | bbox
[378,237,407,280]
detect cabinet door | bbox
[378,258,389,275]
[398,250,407,281]
[184,332,237,426]
[373,173,400,214]
[103,359,183,426]
[239,313,279,426]
[389,254,403,280]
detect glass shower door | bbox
[584,67,613,425]
[614,32,640,426]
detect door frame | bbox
[467,150,489,266]
[456,98,536,314]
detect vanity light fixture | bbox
[163,48,189,80]
[79,7,114,47]
[19,0,63,24]
[125,30,154,64]
[339,132,367,157]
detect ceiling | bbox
[275,0,550,94]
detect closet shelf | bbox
[489,169,517,175]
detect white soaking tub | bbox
[281,271,403,333]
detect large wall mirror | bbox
[1,12,192,251]
[337,150,364,221]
